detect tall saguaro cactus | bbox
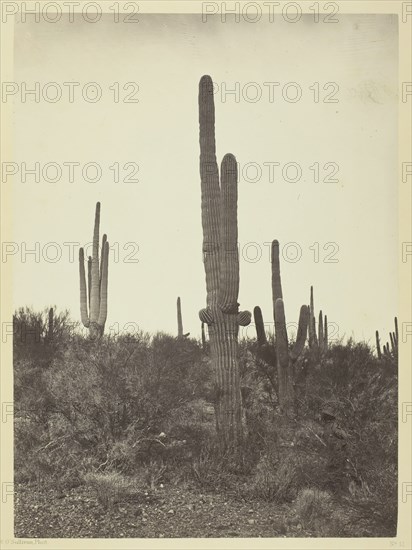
[79,202,109,339]
[198,75,251,450]
[255,241,309,413]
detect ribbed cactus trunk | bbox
[79,202,109,339]
[198,75,251,450]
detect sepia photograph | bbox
[1,1,411,547]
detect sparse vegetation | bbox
[14,307,397,538]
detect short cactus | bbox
[79,202,109,339]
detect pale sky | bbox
[10,13,398,344]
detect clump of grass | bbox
[249,453,298,502]
[83,471,142,509]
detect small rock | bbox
[159,534,165,538]
[167,509,175,515]
[248,519,256,525]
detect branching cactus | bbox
[254,240,309,414]
[79,202,109,339]
[198,75,251,449]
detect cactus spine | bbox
[254,241,309,414]
[79,202,109,339]
[198,75,251,449]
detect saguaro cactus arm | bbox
[218,154,239,313]
[275,298,289,368]
[254,306,277,367]
[199,75,220,308]
[79,247,90,328]
[89,202,101,325]
[97,240,109,328]
[290,305,310,360]
[271,240,283,321]
[100,233,107,297]
[88,256,92,308]
[254,306,268,347]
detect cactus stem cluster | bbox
[376,317,398,360]
[254,240,309,414]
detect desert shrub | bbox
[14,312,211,485]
